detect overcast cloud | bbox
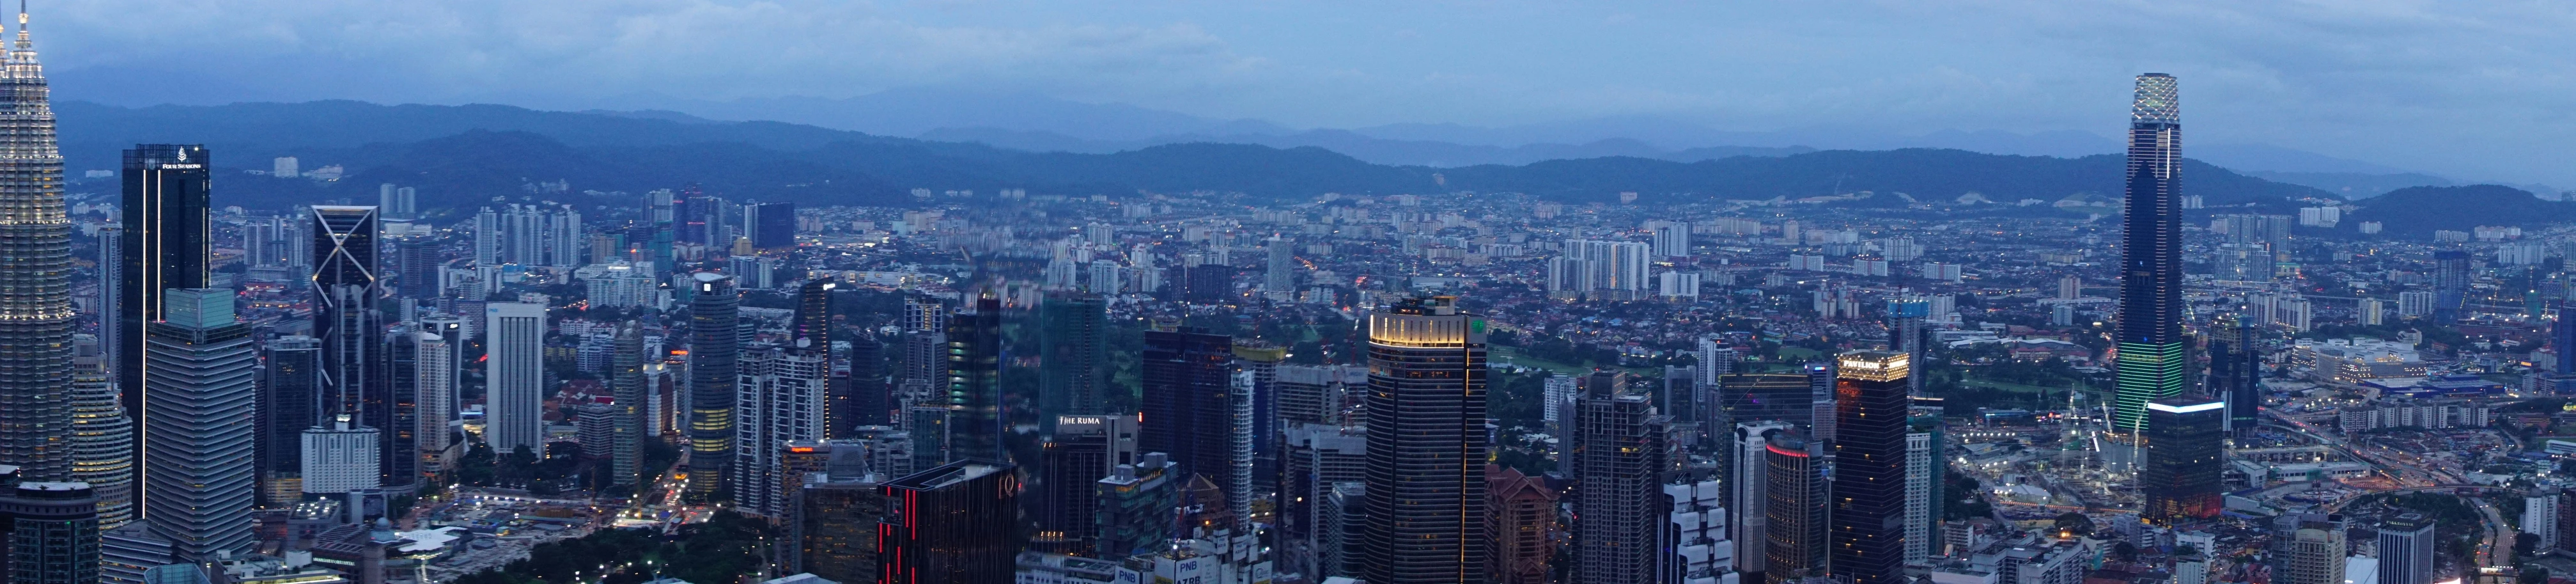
[28,1,2576,185]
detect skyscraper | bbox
[310,205,391,490]
[2114,72,2187,434]
[1569,370,1666,584]
[1362,296,1489,584]
[943,296,1004,464]
[484,303,548,454]
[1829,351,1909,584]
[140,288,257,562]
[748,201,796,249]
[877,461,1018,584]
[0,8,75,481]
[1487,465,1558,584]
[1039,294,1108,419]
[0,480,100,584]
[2378,513,2434,584]
[1903,407,1942,567]
[67,336,133,528]
[378,322,419,491]
[2433,250,2469,323]
[686,272,740,499]
[1037,413,1136,555]
[413,324,456,482]
[1731,421,1796,581]
[256,336,319,506]
[1762,429,1826,584]
[2142,395,2226,524]
[2207,313,2262,438]
[1139,325,1239,509]
[116,145,211,429]
[609,322,645,489]
[2270,513,2347,584]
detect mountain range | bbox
[36,99,2460,226]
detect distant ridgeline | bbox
[56,100,2338,215]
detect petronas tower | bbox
[0,10,77,480]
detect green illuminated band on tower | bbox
[2112,341,2185,433]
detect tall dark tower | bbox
[945,295,1005,464]
[2432,251,2470,324]
[685,272,739,500]
[2207,313,2262,438]
[1138,324,1236,494]
[310,205,401,491]
[0,8,77,481]
[1827,351,1909,584]
[2114,73,2185,434]
[1039,293,1108,419]
[2141,395,2226,525]
[1362,296,1490,584]
[114,145,210,406]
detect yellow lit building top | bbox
[1836,351,1910,382]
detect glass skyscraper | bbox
[2207,313,2263,437]
[0,10,76,481]
[2114,73,2186,434]
[115,145,211,443]
[1362,296,1489,584]
[1828,351,1909,584]
[2143,395,2226,524]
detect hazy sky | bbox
[31,1,2576,184]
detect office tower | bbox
[2207,313,2262,438]
[470,207,499,266]
[1096,453,1179,558]
[1276,364,1362,429]
[1487,465,1557,584]
[1889,298,1927,394]
[1731,421,1794,580]
[1662,365,1700,429]
[2114,73,2187,435]
[793,448,881,584]
[1664,473,1730,584]
[2378,513,2434,584]
[899,295,947,411]
[1038,414,1137,555]
[1140,325,1239,505]
[2270,512,2347,584]
[1805,362,1836,441]
[484,303,547,454]
[0,8,72,482]
[1828,351,1909,584]
[848,331,888,428]
[1363,296,1489,584]
[116,145,211,412]
[1236,342,1285,501]
[140,288,256,562]
[67,336,133,528]
[2142,395,2225,524]
[413,325,454,481]
[257,336,319,505]
[1762,429,1827,584]
[2210,243,2272,282]
[0,480,100,584]
[309,206,387,482]
[2432,250,2469,323]
[733,343,829,518]
[1039,294,1108,418]
[97,222,121,376]
[686,272,740,499]
[1903,409,1941,567]
[877,461,1017,584]
[747,201,795,249]
[1317,481,1369,578]
[299,414,378,495]
[1570,370,1667,584]
[1715,374,1813,436]
[394,235,440,299]
[1647,219,1691,259]
[378,323,420,491]
[943,296,1004,464]
[1697,338,1738,384]
[608,322,644,489]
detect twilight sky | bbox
[29,1,2576,184]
